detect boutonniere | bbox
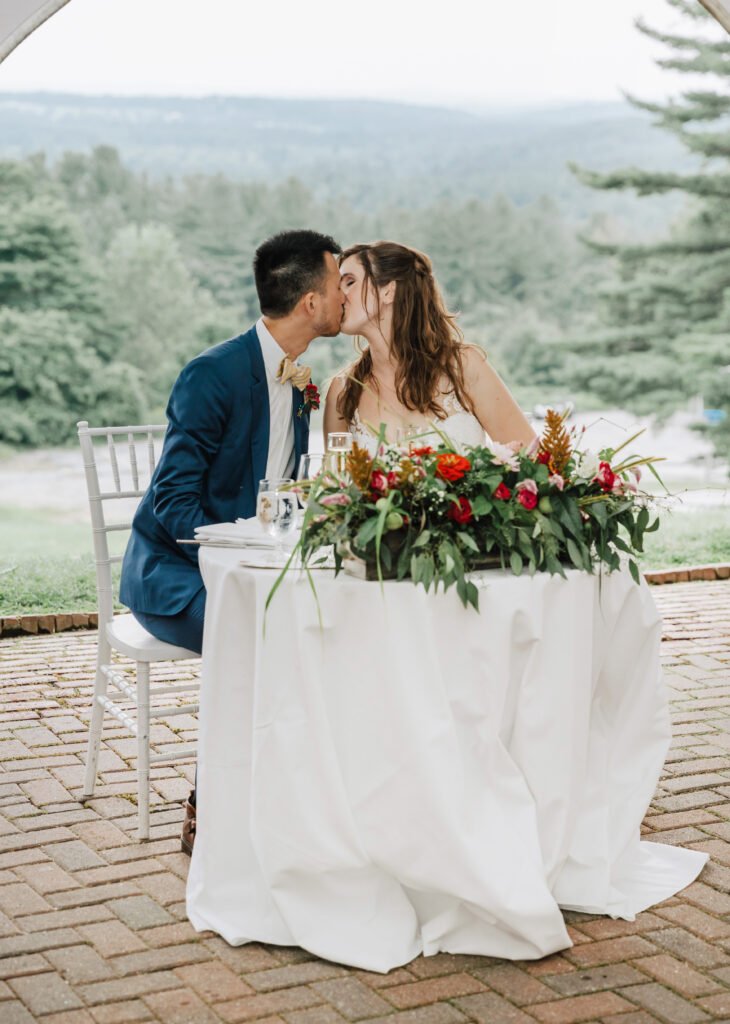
[298,381,320,418]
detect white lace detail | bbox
[349,395,486,453]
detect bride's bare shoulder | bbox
[460,343,492,380]
[325,372,347,401]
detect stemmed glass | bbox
[326,432,352,478]
[256,478,297,560]
[395,423,421,450]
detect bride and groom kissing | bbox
[119,227,536,852]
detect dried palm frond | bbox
[394,457,423,492]
[345,443,373,490]
[539,408,572,476]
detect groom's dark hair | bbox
[254,230,342,317]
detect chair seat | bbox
[106,614,199,662]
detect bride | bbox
[324,241,536,451]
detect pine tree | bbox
[565,0,730,462]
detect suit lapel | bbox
[248,327,270,487]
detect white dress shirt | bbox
[256,318,296,480]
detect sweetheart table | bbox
[186,547,707,972]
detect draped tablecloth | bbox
[186,549,707,972]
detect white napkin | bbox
[194,517,298,549]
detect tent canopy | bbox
[0,0,70,63]
[0,0,728,65]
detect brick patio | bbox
[0,580,728,1024]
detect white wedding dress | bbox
[350,391,488,452]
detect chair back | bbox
[77,421,166,624]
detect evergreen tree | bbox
[566,0,730,462]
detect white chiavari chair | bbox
[77,421,199,839]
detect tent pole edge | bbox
[0,0,74,64]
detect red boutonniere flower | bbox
[298,381,320,418]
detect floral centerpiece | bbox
[273,411,663,612]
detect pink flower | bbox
[370,470,388,494]
[548,473,565,491]
[630,466,642,483]
[490,441,519,472]
[517,490,538,511]
[516,479,538,496]
[320,493,351,507]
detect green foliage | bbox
[98,222,222,393]
[0,188,99,315]
[0,308,146,445]
[0,145,606,435]
[567,1,730,460]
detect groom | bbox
[120,229,344,849]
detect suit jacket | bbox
[120,325,309,615]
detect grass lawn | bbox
[0,506,120,615]
[0,504,728,616]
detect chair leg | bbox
[136,661,151,841]
[82,633,111,800]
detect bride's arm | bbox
[462,346,536,447]
[323,375,349,448]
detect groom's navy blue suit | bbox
[120,325,309,651]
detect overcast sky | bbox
[0,0,717,109]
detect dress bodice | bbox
[349,390,487,453]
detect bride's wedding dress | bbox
[350,391,488,451]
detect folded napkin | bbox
[194,517,298,548]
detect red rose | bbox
[517,489,538,510]
[448,496,473,525]
[594,461,617,492]
[536,451,551,465]
[370,470,388,493]
[436,453,471,482]
[386,471,399,489]
[494,482,511,500]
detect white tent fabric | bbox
[0,0,728,63]
[0,0,71,63]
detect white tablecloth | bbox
[186,550,707,971]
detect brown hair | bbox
[337,241,474,424]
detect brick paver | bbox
[0,578,728,1023]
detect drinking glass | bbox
[257,478,296,558]
[326,432,352,477]
[296,454,324,509]
[395,423,421,449]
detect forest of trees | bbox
[0,146,612,445]
[0,0,727,463]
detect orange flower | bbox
[435,453,471,482]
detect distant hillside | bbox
[0,92,694,229]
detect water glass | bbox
[257,478,296,556]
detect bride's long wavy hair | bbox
[336,242,474,425]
